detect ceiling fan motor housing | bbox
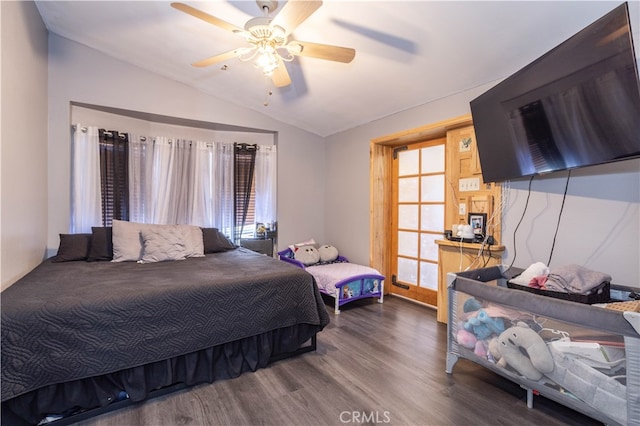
[244,17,287,45]
[256,0,278,14]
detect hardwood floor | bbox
[77,296,602,426]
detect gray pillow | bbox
[202,228,235,253]
[87,227,113,261]
[52,233,91,262]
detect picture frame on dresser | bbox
[468,212,487,237]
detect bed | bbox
[1,228,330,426]
[278,248,384,314]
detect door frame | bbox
[369,114,473,296]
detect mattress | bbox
[306,262,382,297]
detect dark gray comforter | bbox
[1,248,329,402]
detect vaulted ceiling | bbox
[35,1,638,137]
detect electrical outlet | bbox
[459,203,466,215]
[459,177,480,192]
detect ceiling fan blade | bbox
[171,2,244,34]
[289,41,355,63]
[271,0,322,36]
[192,49,239,68]
[271,59,292,87]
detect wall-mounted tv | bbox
[470,2,640,183]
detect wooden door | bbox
[390,138,446,306]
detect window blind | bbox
[99,129,129,226]
[234,143,257,240]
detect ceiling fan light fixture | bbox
[255,50,279,76]
[239,19,293,76]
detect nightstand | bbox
[239,238,274,257]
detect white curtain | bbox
[150,136,176,224]
[129,135,154,223]
[72,129,276,236]
[71,125,101,233]
[188,140,212,227]
[210,142,235,236]
[129,137,206,225]
[254,144,277,228]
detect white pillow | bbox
[140,226,187,263]
[178,224,205,258]
[112,220,205,263]
[112,219,149,262]
[288,238,317,252]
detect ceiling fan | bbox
[171,1,356,88]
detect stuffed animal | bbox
[487,337,501,363]
[294,245,320,266]
[463,297,482,313]
[318,244,339,262]
[474,340,488,357]
[456,328,477,349]
[497,322,554,381]
[463,309,505,340]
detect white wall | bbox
[47,34,326,256]
[1,1,49,290]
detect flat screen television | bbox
[470,2,640,183]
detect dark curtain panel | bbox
[99,129,130,226]
[234,143,257,241]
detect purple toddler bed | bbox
[278,248,384,314]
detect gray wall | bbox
[502,162,639,288]
[46,34,326,260]
[325,57,640,291]
[1,1,49,290]
[324,88,495,266]
[3,1,639,291]
[323,2,640,290]
[326,86,640,287]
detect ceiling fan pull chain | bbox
[263,78,274,107]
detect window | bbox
[72,125,277,243]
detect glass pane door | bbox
[392,139,445,306]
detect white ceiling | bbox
[35,1,638,137]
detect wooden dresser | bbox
[435,239,504,323]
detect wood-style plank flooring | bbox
[77,296,602,426]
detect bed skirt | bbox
[2,323,320,426]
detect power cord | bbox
[505,175,534,275]
[547,170,571,266]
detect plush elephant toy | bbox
[497,322,554,381]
